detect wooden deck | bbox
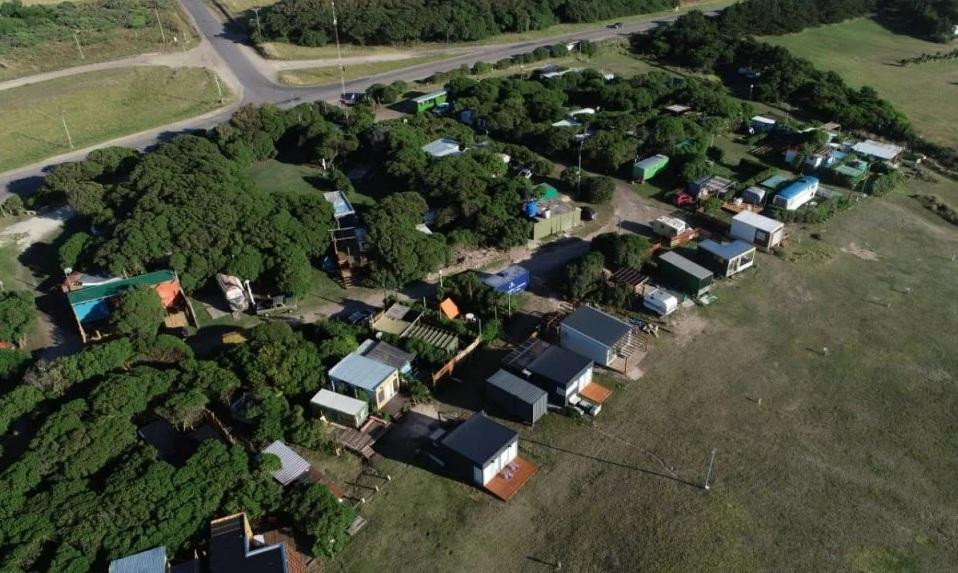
[484,456,537,501]
[579,382,612,405]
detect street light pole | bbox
[61,112,74,150]
[703,448,717,491]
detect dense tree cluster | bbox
[445,70,744,180]
[0,323,358,571]
[878,0,958,42]
[0,290,35,345]
[563,232,651,304]
[31,104,375,295]
[254,0,676,46]
[634,8,915,141]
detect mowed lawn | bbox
[0,66,230,172]
[333,180,958,571]
[764,18,958,148]
[0,5,196,81]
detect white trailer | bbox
[216,273,249,312]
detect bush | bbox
[580,176,615,204]
[472,61,492,75]
[495,58,513,69]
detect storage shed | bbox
[697,240,756,278]
[657,251,713,298]
[741,186,767,205]
[261,441,310,486]
[310,389,369,428]
[486,369,548,424]
[432,412,519,486]
[730,211,785,249]
[559,305,634,367]
[633,154,669,183]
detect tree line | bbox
[878,0,958,42]
[0,317,361,570]
[253,0,676,47]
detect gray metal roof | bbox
[310,389,367,417]
[421,138,461,157]
[357,338,415,370]
[329,353,396,392]
[109,547,167,573]
[262,441,311,486]
[528,345,593,386]
[487,369,548,405]
[732,211,784,233]
[659,251,714,281]
[698,240,755,261]
[441,412,517,466]
[561,305,632,348]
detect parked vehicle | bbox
[673,192,695,207]
[609,22,624,29]
[643,288,679,317]
[581,206,596,221]
[340,92,364,106]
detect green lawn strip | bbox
[277,54,453,86]
[763,18,958,148]
[0,66,231,172]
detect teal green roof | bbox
[832,160,869,178]
[535,183,559,200]
[67,270,177,306]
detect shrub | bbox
[580,176,615,204]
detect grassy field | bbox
[764,18,958,148]
[0,66,231,172]
[277,54,453,86]
[259,0,737,60]
[0,5,197,81]
[331,173,958,570]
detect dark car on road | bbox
[609,22,624,29]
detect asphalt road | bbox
[0,0,693,200]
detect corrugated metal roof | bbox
[262,441,310,486]
[329,353,396,392]
[561,305,632,348]
[67,270,176,305]
[323,191,355,218]
[310,389,367,417]
[487,369,547,405]
[109,546,167,573]
[421,138,461,157]
[851,139,903,160]
[733,211,784,233]
[357,339,414,370]
[659,251,714,280]
[699,239,755,261]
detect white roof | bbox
[262,440,310,486]
[569,108,596,117]
[733,210,784,232]
[421,138,461,157]
[412,89,446,103]
[311,389,367,417]
[654,215,689,232]
[751,115,776,125]
[851,139,903,161]
[551,119,581,128]
[645,288,678,305]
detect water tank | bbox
[523,200,538,218]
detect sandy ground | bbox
[0,207,74,252]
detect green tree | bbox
[111,287,165,346]
[0,291,36,345]
[287,482,355,557]
[563,251,606,300]
[591,233,652,270]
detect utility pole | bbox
[211,71,223,103]
[577,137,584,196]
[154,4,167,44]
[61,112,74,150]
[330,1,347,99]
[703,448,717,491]
[73,31,85,60]
[252,7,262,32]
